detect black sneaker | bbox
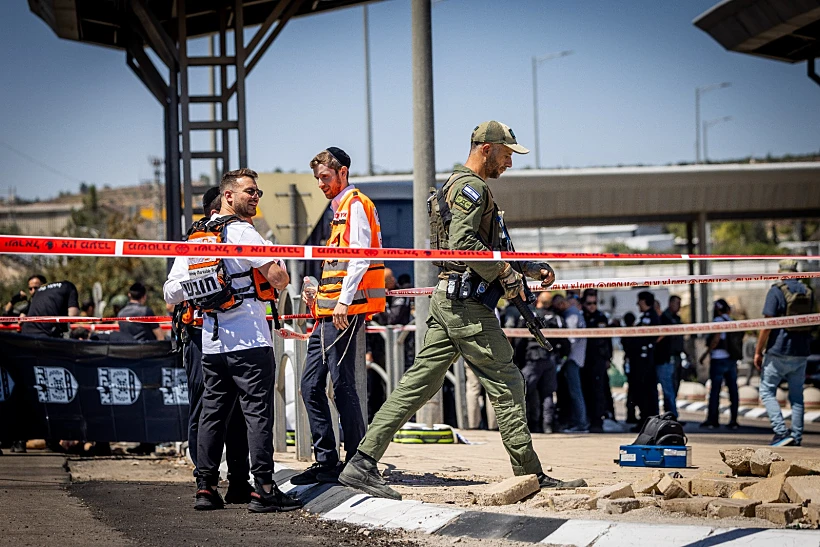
[248,482,302,513]
[224,480,253,504]
[771,433,795,447]
[338,452,401,500]
[699,421,718,430]
[726,422,740,430]
[290,462,333,485]
[538,473,588,489]
[10,441,26,453]
[317,462,344,483]
[194,487,225,511]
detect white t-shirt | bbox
[164,215,284,355]
[710,314,731,360]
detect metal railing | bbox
[272,296,468,461]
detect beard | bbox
[236,201,257,218]
[485,149,506,179]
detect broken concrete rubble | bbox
[741,473,788,503]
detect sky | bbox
[1,0,819,201]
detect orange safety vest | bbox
[315,188,386,318]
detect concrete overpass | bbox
[351,161,820,228]
[347,161,820,323]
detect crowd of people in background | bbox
[3,260,816,452]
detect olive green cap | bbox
[778,259,799,272]
[471,121,529,154]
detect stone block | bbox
[755,503,804,525]
[706,498,761,518]
[783,476,820,504]
[749,448,784,477]
[720,447,757,476]
[690,477,761,498]
[479,474,540,506]
[806,503,820,526]
[661,497,717,516]
[741,474,787,503]
[789,459,820,476]
[534,493,590,511]
[631,470,664,495]
[599,497,641,514]
[658,474,691,499]
[637,496,660,509]
[574,486,603,496]
[769,461,793,477]
[587,481,634,509]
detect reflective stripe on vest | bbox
[315,188,386,318]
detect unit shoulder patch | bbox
[451,194,473,213]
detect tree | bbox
[31,185,168,315]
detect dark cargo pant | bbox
[359,289,543,476]
[184,329,250,482]
[197,346,275,488]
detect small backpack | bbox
[727,330,744,361]
[777,282,814,333]
[632,412,687,446]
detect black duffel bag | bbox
[632,412,687,446]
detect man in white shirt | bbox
[290,148,385,485]
[164,168,297,513]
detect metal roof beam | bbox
[126,43,170,106]
[225,0,301,98]
[129,0,179,69]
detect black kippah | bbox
[202,186,220,214]
[326,146,351,169]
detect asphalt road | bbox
[0,453,416,547]
[69,482,415,547]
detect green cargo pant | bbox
[358,288,544,476]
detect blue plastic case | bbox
[619,445,691,468]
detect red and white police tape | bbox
[0,234,815,262]
[279,313,820,342]
[4,314,819,340]
[386,271,820,296]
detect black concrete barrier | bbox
[0,332,187,443]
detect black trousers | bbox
[197,346,275,487]
[301,315,366,466]
[581,359,610,429]
[631,356,660,428]
[184,330,249,483]
[520,359,556,433]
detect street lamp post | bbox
[702,116,732,162]
[695,82,731,163]
[532,50,573,169]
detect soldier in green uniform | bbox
[339,121,587,500]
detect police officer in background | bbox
[631,291,660,431]
[340,121,587,500]
[514,291,566,433]
[581,289,613,433]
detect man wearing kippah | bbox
[292,147,386,485]
[340,121,587,500]
[755,259,816,447]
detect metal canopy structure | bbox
[694,0,820,86]
[29,0,375,242]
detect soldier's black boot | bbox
[338,451,402,501]
[538,473,587,489]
